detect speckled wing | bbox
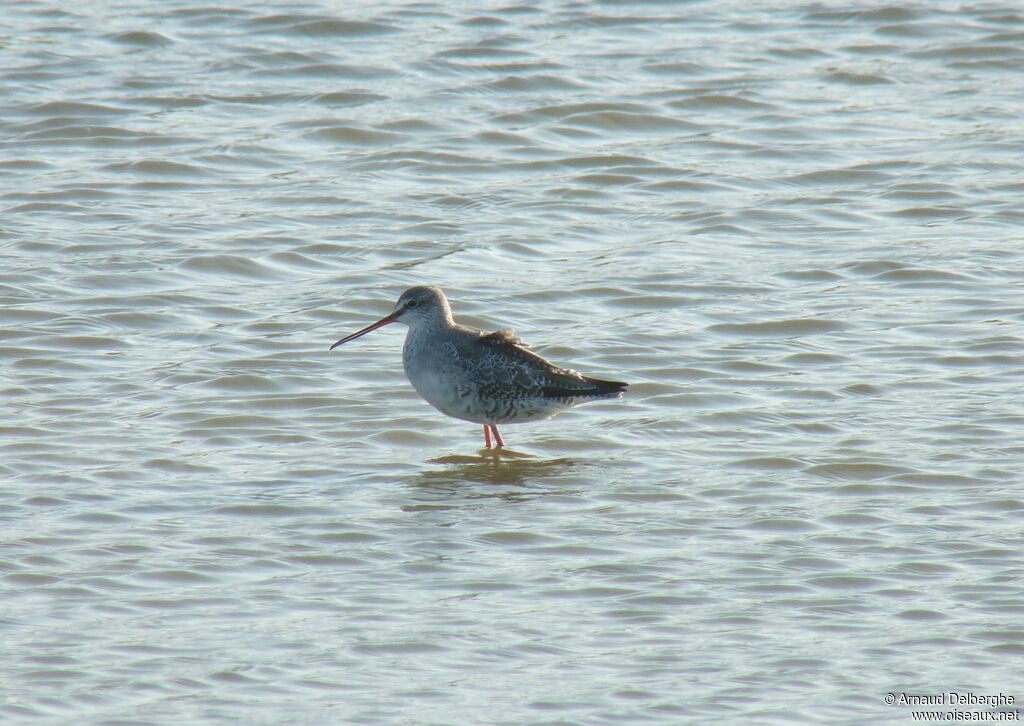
[474,330,628,401]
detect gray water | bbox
[2,1,1023,724]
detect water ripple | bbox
[2,0,1022,724]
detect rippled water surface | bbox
[3,0,1023,723]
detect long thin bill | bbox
[329,312,398,350]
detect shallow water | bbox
[2,0,1023,724]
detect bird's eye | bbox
[405,299,419,309]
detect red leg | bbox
[483,425,491,449]
[491,425,505,449]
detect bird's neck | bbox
[405,315,455,343]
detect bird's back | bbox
[423,326,625,424]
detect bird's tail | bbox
[582,377,629,398]
[544,376,628,400]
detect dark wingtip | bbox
[587,377,629,395]
[543,377,628,400]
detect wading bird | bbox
[330,286,627,449]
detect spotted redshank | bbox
[330,286,627,449]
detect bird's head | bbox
[330,285,453,349]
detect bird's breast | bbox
[402,336,482,422]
